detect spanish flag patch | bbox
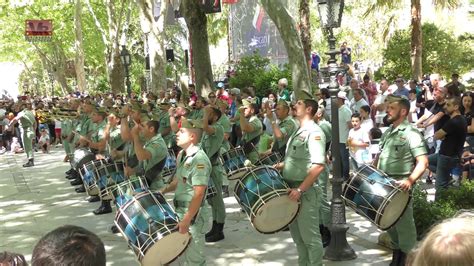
[197,164,205,169]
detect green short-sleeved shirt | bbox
[61,119,72,136]
[377,119,427,177]
[109,125,124,150]
[200,123,224,159]
[18,110,35,128]
[274,116,298,151]
[318,120,332,144]
[91,120,107,143]
[282,121,326,182]
[158,112,174,147]
[173,148,211,203]
[189,109,203,120]
[77,114,93,136]
[143,134,168,172]
[242,115,262,143]
[218,115,232,152]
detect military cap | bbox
[242,99,252,107]
[295,90,313,101]
[177,103,192,113]
[181,118,203,129]
[276,100,290,108]
[159,102,171,110]
[92,106,108,115]
[216,99,228,109]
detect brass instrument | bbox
[42,108,79,121]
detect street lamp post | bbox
[317,0,357,261]
[120,45,132,97]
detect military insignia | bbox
[400,137,406,141]
[314,135,321,141]
[197,164,205,169]
[185,163,191,168]
[297,135,306,142]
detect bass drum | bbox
[234,166,300,234]
[342,164,411,230]
[115,191,191,265]
[70,148,95,170]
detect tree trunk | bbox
[260,0,312,97]
[410,0,422,81]
[106,1,125,94]
[74,0,87,92]
[181,0,214,97]
[136,0,167,93]
[299,0,311,74]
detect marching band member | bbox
[201,105,226,242]
[274,94,326,266]
[161,118,211,265]
[375,95,428,266]
[239,99,263,164]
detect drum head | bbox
[252,195,300,234]
[228,167,251,180]
[378,191,410,230]
[141,232,190,266]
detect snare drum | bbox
[79,159,108,196]
[96,162,126,200]
[162,149,176,183]
[342,164,411,230]
[256,152,282,166]
[222,147,251,180]
[234,166,300,234]
[109,176,149,208]
[115,191,191,265]
[71,148,95,170]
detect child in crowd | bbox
[11,137,23,153]
[38,128,50,153]
[347,113,370,169]
[409,89,419,123]
[359,105,374,134]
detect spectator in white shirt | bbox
[347,113,370,169]
[350,88,369,114]
[337,91,352,179]
[359,105,374,133]
[372,78,390,126]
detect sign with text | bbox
[25,19,53,37]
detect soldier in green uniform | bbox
[9,102,36,167]
[265,100,298,157]
[239,100,262,164]
[157,102,174,149]
[74,99,94,149]
[216,100,232,196]
[314,106,332,247]
[189,97,205,120]
[161,118,211,265]
[78,107,112,214]
[106,109,125,161]
[376,96,428,266]
[201,106,226,242]
[130,114,168,190]
[120,103,146,179]
[274,96,326,266]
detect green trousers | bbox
[247,150,259,165]
[386,199,416,253]
[63,139,72,156]
[208,164,226,223]
[149,178,165,191]
[176,205,209,265]
[20,127,34,160]
[289,186,323,266]
[317,165,331,226]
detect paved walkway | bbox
[0,147,412,265]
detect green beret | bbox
[140,113,151,123]
[276,100,290,108]
[295,90,313,101]
[181,118,203,129]
[159,102,171,110]
[177,103,191,113]
[92,106,108,115]
[242,99,252,107]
